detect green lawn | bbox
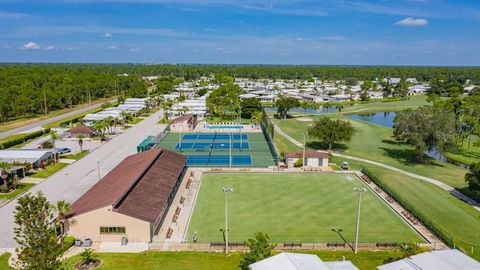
[187,173,421,244]
[273,115,468,189]
[29,162,68,178]
[158,133,276,167]
[60,150,89,160]
[0,183,34,200]
[58,250,406,270]
[329,156,480,260]
[0,253,10,270]
[340,95,430,115]
[444,137,480,166]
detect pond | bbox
[347,111,469,169]
[347,112,396,128]
[264,106,340,114]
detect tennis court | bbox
[186,154,253,166]
[157,132,276,167]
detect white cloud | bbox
[395,17,429,26]
[44,45,55,50]
[107,45,118,50]
[103,32,112,37]
[0,11,29,18]
[19,42,40,50]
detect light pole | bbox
[302,131,307,169]
[97,161,101,180]
[222,187,234,254]
[353,187,367,254]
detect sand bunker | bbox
[296,117,313,122]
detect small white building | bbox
[285,151,329,168]
[377,250,480,270]
[249,252,358,270]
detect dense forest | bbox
[1,63,480,122]
[16,63,478,82]
[0,65,148,122]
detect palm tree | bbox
[93,121,107,138]
[50,130,58,162]
[0,162,12,191]
[120,111,129,127]
[55,200,71,245]
[77,134,85,152]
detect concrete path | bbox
[273,123,480,211]
[0,110,166,249]
[0,99,114,140]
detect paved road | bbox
[0,110,165,249]
[0,100,114,140]
[273,122,480,211]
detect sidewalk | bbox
[273,122,480,212]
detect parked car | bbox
[341,162,349,170]
[57,148,71,154]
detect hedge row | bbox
[361,167,455,248]
[0,128,51,149]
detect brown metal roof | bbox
[285,151,329,159]
[171,114,193,124]
[69,148,186,223]
[67,124,96,134]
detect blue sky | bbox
[0,0,479,65]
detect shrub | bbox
[57,236,75,255]
[80,248,97,265]
[41,140,54,149]
[0,128,51,149]
[294,158,303,167]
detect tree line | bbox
[0,65,148,122]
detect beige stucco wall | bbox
[170,121,191,132]
[65,206,151,243]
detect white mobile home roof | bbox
[0,149,53,163]
[377,250,480,270]
[249,253,330,270]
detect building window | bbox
[99,226,126,234]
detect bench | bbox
[327,242,346,247]
[180,196,185,204]
[172,214,178,223]
[175,207,181,215]
[284,242,302,248]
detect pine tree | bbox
[14,192,61,270]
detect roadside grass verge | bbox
[0,183,35,201]
[60,150,89,160]
[30,163,68,178]
[0,97,115,134]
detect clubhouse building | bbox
[65,148,186,244]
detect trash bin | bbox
[83,238,93,247]
[121,237,129,246]
[74,239,83,247]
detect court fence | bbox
[150,241,438,252]
[261,109,279,165]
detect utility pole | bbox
[97,161,101,180]
[229,132,232,168]
[354,187,367,254]
[43,88,48,115]
[302,131,307,169]
[222,187,233,254]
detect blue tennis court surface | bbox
[176,142,250,150]
[182,134,248,140]
[186,154,253,166]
